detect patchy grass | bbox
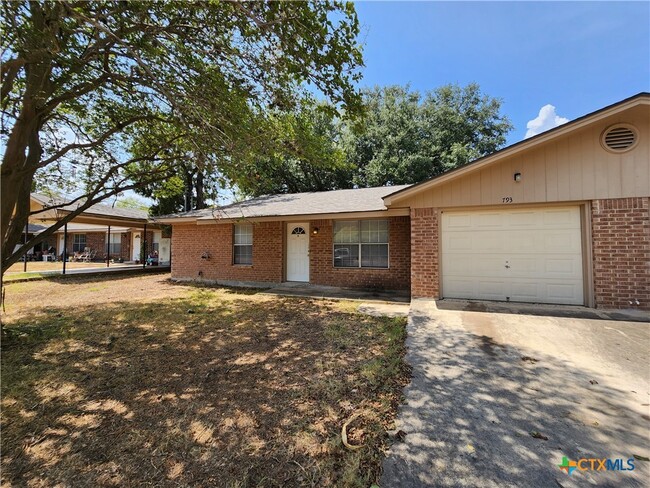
[1,275,409,487]
[6,262,112,274]
[3,271,48,282]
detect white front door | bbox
[132,233,141,261]
[286,223,309,282]
[441,207,584,305]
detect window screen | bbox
[73,234,87,253]
[333,220,388,268]
[233,224,253,265]
[109,234,121,254]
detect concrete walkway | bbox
[261,281,410,304]
[382,299,650,487]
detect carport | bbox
[14,194,170,276]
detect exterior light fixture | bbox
[312,227,319,235]
[514,172,522,182]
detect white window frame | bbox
[108,233,122,254]
[72,234,87,253]
[333,219,390,269]
[233,223,253,265]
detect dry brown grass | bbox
[1,275,409,487]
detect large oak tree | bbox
[1,0,363,274]
[344,84,513,186]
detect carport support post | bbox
[62,224,68,275]
[106,225,111,267]
[23,222,28,272]
[142,223,147,269]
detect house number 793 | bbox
[502,197,513,203]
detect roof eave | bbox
[161,207,411,225]
[151,214,204,224]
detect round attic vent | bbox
[601,124,638,153]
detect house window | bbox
[109,234,121,254]
[233,223,253,265]
[73,234,87,253]
[333,220,388,268]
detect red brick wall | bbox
[171,222,283,283]
[410,207,440,298]
[591,197,650,310]
[309,216,410,291]
[171,217,410,290]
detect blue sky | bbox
[353,1,650,143]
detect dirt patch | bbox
[1,275,409,487]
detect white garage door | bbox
[441,207,584,305]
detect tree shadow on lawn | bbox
[382,308,650,488]
[1,294,408,487]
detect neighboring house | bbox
[27,194,170,264]
[157,93,649,310]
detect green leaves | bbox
[344,84,513,187]
[235,102,354,197]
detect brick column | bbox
[410,207,440,298]
[591,197,650,310]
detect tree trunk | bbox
[195,171,206,209]
[183,168,194,211]
[1,2,55,278]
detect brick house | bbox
[27,195,170,265]
[159,93,649,310]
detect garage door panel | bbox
[443,278,477,298]
[507,234,537,251]
[544,258,582,276]
[446,234,473,251]
[544,232,582,252]
[543,208,580,227]
[506,257,538,274]
[441,207,584,305]
[508,281,540,301]
[445,255,509,276]
[546,283,582,303]
[477,280,507,300]
[475,212,505,228]
[508,211,541,227]
[445,213,473,229]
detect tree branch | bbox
[38,114,164,167]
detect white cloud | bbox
[525,104,569,138]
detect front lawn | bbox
[1,275,409,487]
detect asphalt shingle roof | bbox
[31,193,149,220]
[157,185,411,221]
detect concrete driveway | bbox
[382,299,650,487]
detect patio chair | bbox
[80,247,92,262]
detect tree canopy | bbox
[235,103,355,197]
[346,84,513,187]
[1,0,364,273]
[229,83,512,198]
